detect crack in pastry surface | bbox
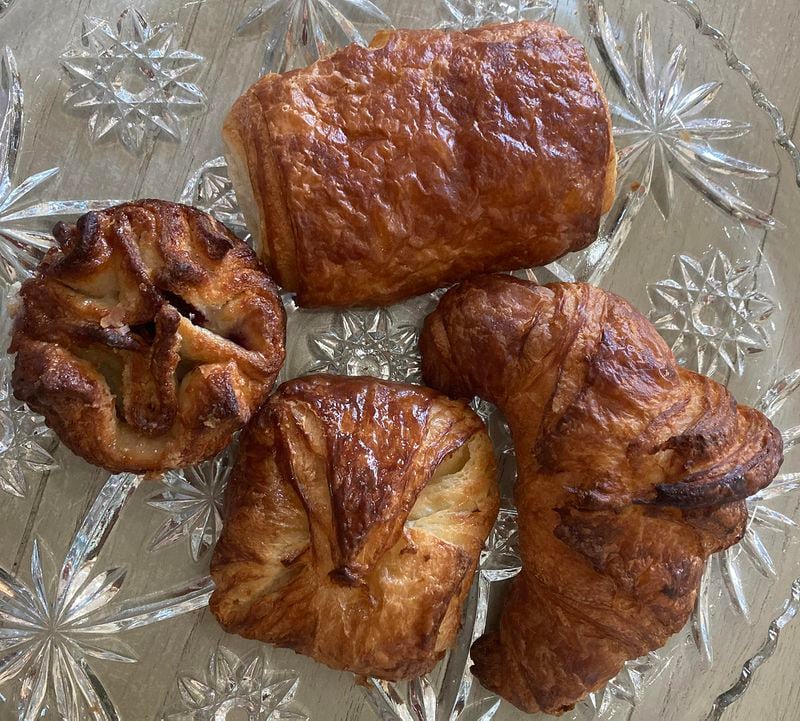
[10,200,286,474]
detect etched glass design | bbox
[648,248,775,376]
[238,0,393,76]
[60,8,206,153]
[165,645,309,721]
[601,9,776,227]
[437,0,554,29]
[0,473,212,720]
[180,157,249,243]
[306,309,422,383]
[147,451,231,563]
[691,370,800,663]
[0,49,119,284]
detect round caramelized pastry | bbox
[210,375,499,680]
[10,200,286,474]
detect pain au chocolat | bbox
[10,200,286,474]
[223,21,616,307]
[420,275,783,714]
[210,375,499,680]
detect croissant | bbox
[10,200,286,474]
[223,21,616,307]
[210,374,499,680]
[419,275,783,714]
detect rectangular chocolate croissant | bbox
[224,21,616,307]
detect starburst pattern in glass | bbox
[437,0,553,29]
[581,653,668,719]
[0,48,119,284]
[647,248,775,377]
[238,0,392,76]
[0,473,213,720]
[599,9,776,227]
[60,7,206,153]
[147,451,231,563]
[690,369,800,664]
[165,645,308,721]
[307,308,421,383]
[180,156,249,243]
[0,289,55,499]
[0,355,56,499]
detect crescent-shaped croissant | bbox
[223,21,615,307]
[419,275,783,714]
[210,375,499,680]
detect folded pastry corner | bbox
[223,21,616,307]
[420,275,783,714]
[10,200,286,474]
[209,374,499,680]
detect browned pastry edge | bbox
[225,106,301,292]
[224,20,617,307]
[210,374,499,680]
[419,275,783,714]
[10,200,286,474]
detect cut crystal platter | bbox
[1,1,799,720]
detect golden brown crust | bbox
[10,200,286,474]
[224,21,616,307]
[209,374,499,680]
[419,275,783,714]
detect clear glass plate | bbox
[0,1,798,720]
